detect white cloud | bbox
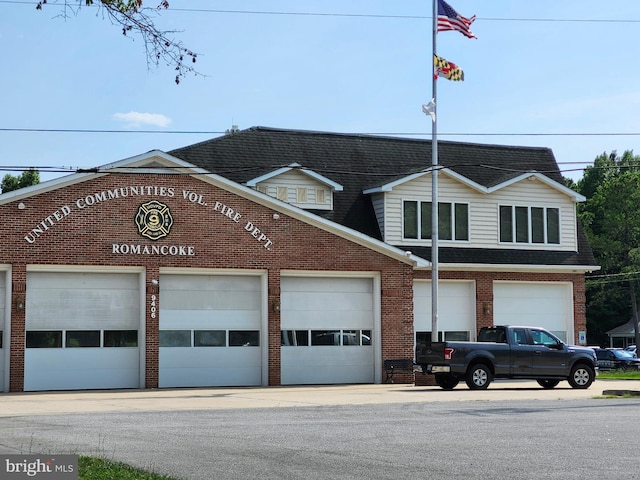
[112,111,172,128]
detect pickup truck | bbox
[415,325,598,390]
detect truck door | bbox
[528,328,568,376]
[510,327,535,374]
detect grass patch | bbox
[597,370,640,380]
[79,456,179,480]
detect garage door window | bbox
[194,330,226,347]
[26,330,138,348]
[66,330,100,348]
[229,331,260,347]
[283,330,371,346]
[104,330,138,347]
[160,330,191,347]
[416,331,470,343]
[160,329,260,347]
[26,331,63,348]
[0,331,3,348]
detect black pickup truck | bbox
[416,325,598,390]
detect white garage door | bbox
[24,271,141,391]
[493,282,573,342]
[280,276,375,385]
[413,281,476,342]
[159,274,264,388]
[0,272,6,392]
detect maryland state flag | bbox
[434,54,464,81]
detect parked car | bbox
[624,345,637,358]
[594,348,640,371]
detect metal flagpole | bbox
[431,0,439,343]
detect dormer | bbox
[245,163,343,211]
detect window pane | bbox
[342,330,360,346]
[547,208,560,244]
[0,331,3,349]
[421,202,432,239]
[361,330,371,346]
[311,330,337,346]
[531,207,544,243]
[438,203,452,240]
[229,330,260,346]
[194,330,226,347]
[455,203,469,240]
[416,331,443,344]
[515,206,529,243]
[26,331,62,348]
[159,330,191,347]
[444,331,470,341]
[403,201,418,239]
[281,330,309,346]
[499,206,512,242]
[105,330,138,347]
[66,330,100,348]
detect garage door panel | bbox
[494,282,572,341]
[161,275,261,292]
[281,276,375,385]
[24,349,139,391]
[24,272,141,391]
[160,348,261,387]
[283,292,373,312]
[282,277,372,294]
[160,290,261,311]
[159,274,264,388]
[161,310,261,330]
[282,311,373,330]
[281,348,374,385]
[414,281,475,333]
[0,273,5,392]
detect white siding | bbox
[257,169,333,210]
[370,193,385,241]
[382,173,578,251]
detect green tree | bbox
[36,0,199,84]
[578,151,640,347]
[1,169,41,193]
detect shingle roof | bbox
[169,126,596,268]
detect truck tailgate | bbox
[416,342,448,365]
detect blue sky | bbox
[1,0,639,183]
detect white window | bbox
[316,188,326,204]
[257,185,269,195]
[296,187,308,203]
[499,206,560,244]
[403,200,469,241]
[276,187,288,202]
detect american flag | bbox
[437,0,477,39]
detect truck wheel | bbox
[465,364,492,390]
[568,364,595,389]
[435,373,459,390]
[536,379,560,389]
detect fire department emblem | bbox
[135,200,174,241]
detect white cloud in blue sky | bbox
[112,112,172,128]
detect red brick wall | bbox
[0,173,414,390]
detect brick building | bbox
[0,127,598,392]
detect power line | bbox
[3,0,640,23]
[2,127,640,137]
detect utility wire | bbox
[3,0,640,23]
